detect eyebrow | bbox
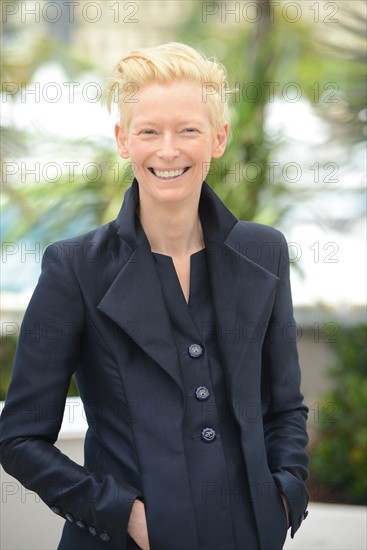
[132,118,205,127]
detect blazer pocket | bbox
[127,534,142,550]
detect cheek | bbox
[126,142,145,162]
[130,140,155,157]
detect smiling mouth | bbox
[149,167,190,179]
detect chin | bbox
[155,190,189,203]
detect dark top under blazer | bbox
[0,179,309,550]
[153,249,262,549]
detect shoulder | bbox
[229,220,287,247]
[42,219,121,267]
[38,219,127,298]
[227,220,289,274]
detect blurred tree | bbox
[0,19,138,241]
[309,324,367,504]
[1,0,365,240]
[313,2,367,145]
[176,0,366,226]
[1,14,102,238]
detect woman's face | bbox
[115,79,228,208]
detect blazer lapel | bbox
[205,234,279,387]
[97,181,183,389]
[199,183,279,387]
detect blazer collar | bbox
[98,179,279,391]
[115,178,238,248]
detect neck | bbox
[138,193,204,258]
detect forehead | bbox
[128,79,211,125]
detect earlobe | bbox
[115,123,130,159]
[212,121,229,159]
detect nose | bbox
[157,132,179,161]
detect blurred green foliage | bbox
[176,1,366,225]
[309,324,367,504]
[1,2,366,242]
[0,336,17,401]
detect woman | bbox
[0,43,309,550]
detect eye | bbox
[184,128,198,133]
[140,129,156,135]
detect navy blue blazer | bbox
[0,179,309,550]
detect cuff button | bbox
[89,526,98,537]
[65,513,74,523]
[76,520,86,529]
[100,532,111,543]
[51,506,61,515]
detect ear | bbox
[212,121,229,159]
[115,122,130,159]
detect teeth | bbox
[153,168,186,179]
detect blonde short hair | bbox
[104,42,229,131]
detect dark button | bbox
[100,532,111,543]
[51,506,61,515]
[89,526,98,536]
[65,513,74,523]
[301,510,309,521]
[195,386,210,401]
[201,427,216,442]
[76,520,86,530]
[188,343,203,358]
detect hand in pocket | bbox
[280,493,290,528]
[128,499,150,550]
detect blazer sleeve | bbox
[0,243,142,550]
[261,231,309,538]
